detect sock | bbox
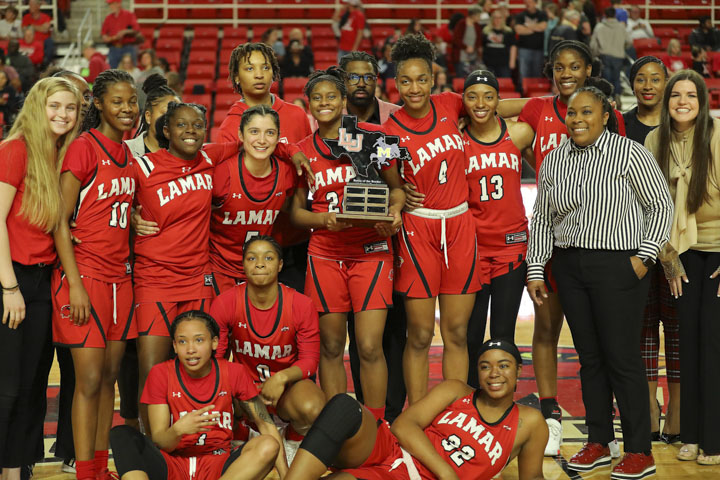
[285,424,305,442]
[94,450,109,474]
[540,397,562,421]
[367,406,385,422]
[75,459,96,480]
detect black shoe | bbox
[20,464,34,480]
[661,433,681,444]
[651,431,662,442]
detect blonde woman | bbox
[0,77,81,480]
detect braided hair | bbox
[227,42,280,95]
[391,33,436,72]
[303,66,347,98]
[154,101,208,150]
[81,69,136,132]
[543,40,603,81]
[135,73,177,137]
[339,51,379,75]
[568,86,619,135]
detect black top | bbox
[515,9,548,50]
[482,28,516,68]
[622,107,658,145]
[548,25,579,54]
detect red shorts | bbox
[51,269,136,348]
[544,256,558,293]
[160,449,231,480]
[395,210,481,298]
[136,299,209,337]
[305,255,393,314]
[477,252,526,285]
[340,421,414,480]
[211,271,244,298]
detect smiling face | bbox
[243,239,283,288]
[633,62,666,110]
[477,349,520,399]
[463,83,499,127]
[173,318,218,378]
[668,79,699,132]
[164,105,206,160]
[308,80,345,126]
[235,50,274,98]
[566,91,609,147]
[238,113,279,163]
[96,81,139,134]
[553,49,592,102]
[396,58,433,117]
[46,90,78,140]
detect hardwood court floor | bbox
[34,293,719,479]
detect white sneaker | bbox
[283,437,301,466]
[61,458,76,474]
[608,439,621,459]
[544,418,562,456]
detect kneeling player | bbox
[285,340,548,480]
[110,311,289,479]
[210,236,325,456]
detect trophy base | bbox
[336,213,394,227]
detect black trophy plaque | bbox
[324,115,410,226]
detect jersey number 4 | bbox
[477,175,504,201]
[109,201,130,229]
[441,434,476,467]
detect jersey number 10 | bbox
[109,201,130,229]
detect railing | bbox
[60,9,93,69]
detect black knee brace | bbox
[299,393,364,467]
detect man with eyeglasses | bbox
[337,51,406,423]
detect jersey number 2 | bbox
[109,201,130,229]
[441,434,476,467]
[326,192,340,213]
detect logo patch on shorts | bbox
[363,240,389,254]
[204,274,214,286]
[125,262,132,274]
[505,232,528,245]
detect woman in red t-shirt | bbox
[0,77,80,478]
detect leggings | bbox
[0,263,52,468]
[640,265,680,382]
[117,339,139,420]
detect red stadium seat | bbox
[191,38,218,50]
[522,77,551,94]
[315,50,336,63]
[653,27,677,39]
[310,26,334,39]
[183,79,214,94]
[500,91,521,99]
[216,80,235,94]
[183,93,212,107]
[194,26,219,39]
[633,38,659,54]
[158,25,185,39]
[223,26,248,44]
[214,109,230,126]
[188,49,218,65]
[452,77,464,93]
[283,77,308,95]
[497,77,515,90]
[216,93,237,110]
[186,63,217,79]
[156,37,183,50]
[155,50,181,70]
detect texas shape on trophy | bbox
[323,115,410,224]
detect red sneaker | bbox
[611,452,656,479]
[568,442,612,471]
[96,468,120,480]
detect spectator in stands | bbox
[333,0,365,63]
[0,50,23,93]
[0,6,22,41]
[82,44,109,84]
[377,41,395,81]
[438,12,464,46]
[548,10,581,56]
[566,0,592,43]
[260,27,285,60]
[452,6,484,78]
[482,9,516,79]
[6,39,35,92]
[543,2,559,57]
[405,19,426,38]
[18,26,43,67]
[661,38,689,73]
[280,39,313,78]
[627,5,654,41]
[165,71,182,96]
[591,7,631,107]
[689,15,720,51]
[22,0,53,66]
[612,0,628,24]
[691,45,711,77]
[0,68,19,123]
[101,0,141,69]
[432,69,448,94]
[286,28,314,69]
[118,52,139,77]
[514,0,547,93]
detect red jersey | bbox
[298,129,392,260]
[133,143,237,303]
[18,38,43,65]
[209,154,295,279]
[414,392,519,480]
[0,139,56,265]
[63,130,135,282]
[141,358,257,457]
[518,95,626,178]
[101,9,140,46]
[211,283,320,384]
[339,9,365,51]
[383,92,468,210]
[21,13,51,42]
[464,119,528,257]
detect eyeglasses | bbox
[347,73,377,85]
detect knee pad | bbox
[299,394,363,467]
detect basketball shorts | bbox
[340,421,417,480]
[160,449,238,480]
[52,268,136,348]
[136,299,209,337]
[477,252,526,285]
[305,255,393,314]
[211,271,244,298]
[395,209,480,298]
[544,255,558,293]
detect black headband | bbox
[629,56,666,86]
[464,71,499,93]
[478,339,522,366]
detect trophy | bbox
[324,115,410,226]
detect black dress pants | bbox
[552,248,651,454]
